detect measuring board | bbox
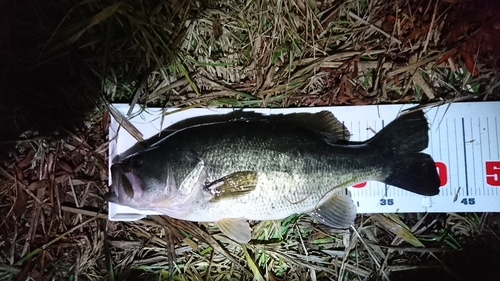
[108,102,500,221]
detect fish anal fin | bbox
[309,193,357,229]
[217,218,251,243]
[206,171,257,202]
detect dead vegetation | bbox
[1,0,500,280]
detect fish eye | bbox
[129,154,143,169]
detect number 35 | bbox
[380,199,394,206]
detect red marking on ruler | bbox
[352,182,367,188]
[436,161,448,187]
[486,161,500,186]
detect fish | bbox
[107,109,440,243]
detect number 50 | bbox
[486,161,500,186]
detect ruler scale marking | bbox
[496,116,499,162]
[469,117,475,197]
[445,118,450,197]
[476,118,480,196]
[367,120,374,199]
[497,116,499,159]
[479,117,484,197]
[470,118,477,197]
[382,119,390,199]
[486,118,490,195]
[438,116,445,196]
[495,117,497,197]
[431,115,437,197]
[454,118,461,198]
[461,118,469,196]
[487,117,491,159]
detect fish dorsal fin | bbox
[205,171,258,202]
[173,110,351,142]
[217,218,252,243]
[148,111,349,148]
[309,193,357,228]
[273,111,350,142]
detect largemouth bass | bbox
[108,110,440,243]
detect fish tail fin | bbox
[368,110,440,196]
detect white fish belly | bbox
[181,169,375,222]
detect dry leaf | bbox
[27,179,50,191]
[212,15,223,40]
[13,185,29,217]
[18,150,36,169]
[373,214,424,247]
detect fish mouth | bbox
[108,163,144,204]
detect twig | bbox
[422,0,438,53]
[364,242,456,253]
[60,205,108,219]
[108,103,144,142]
[351,226,382,269]
[348,11,402,45]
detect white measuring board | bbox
[108,102,500,221]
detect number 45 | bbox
[461,198,475,205]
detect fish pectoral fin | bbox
[308,193,357,229]
[206,171,257,202]
[217,218,252,243]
